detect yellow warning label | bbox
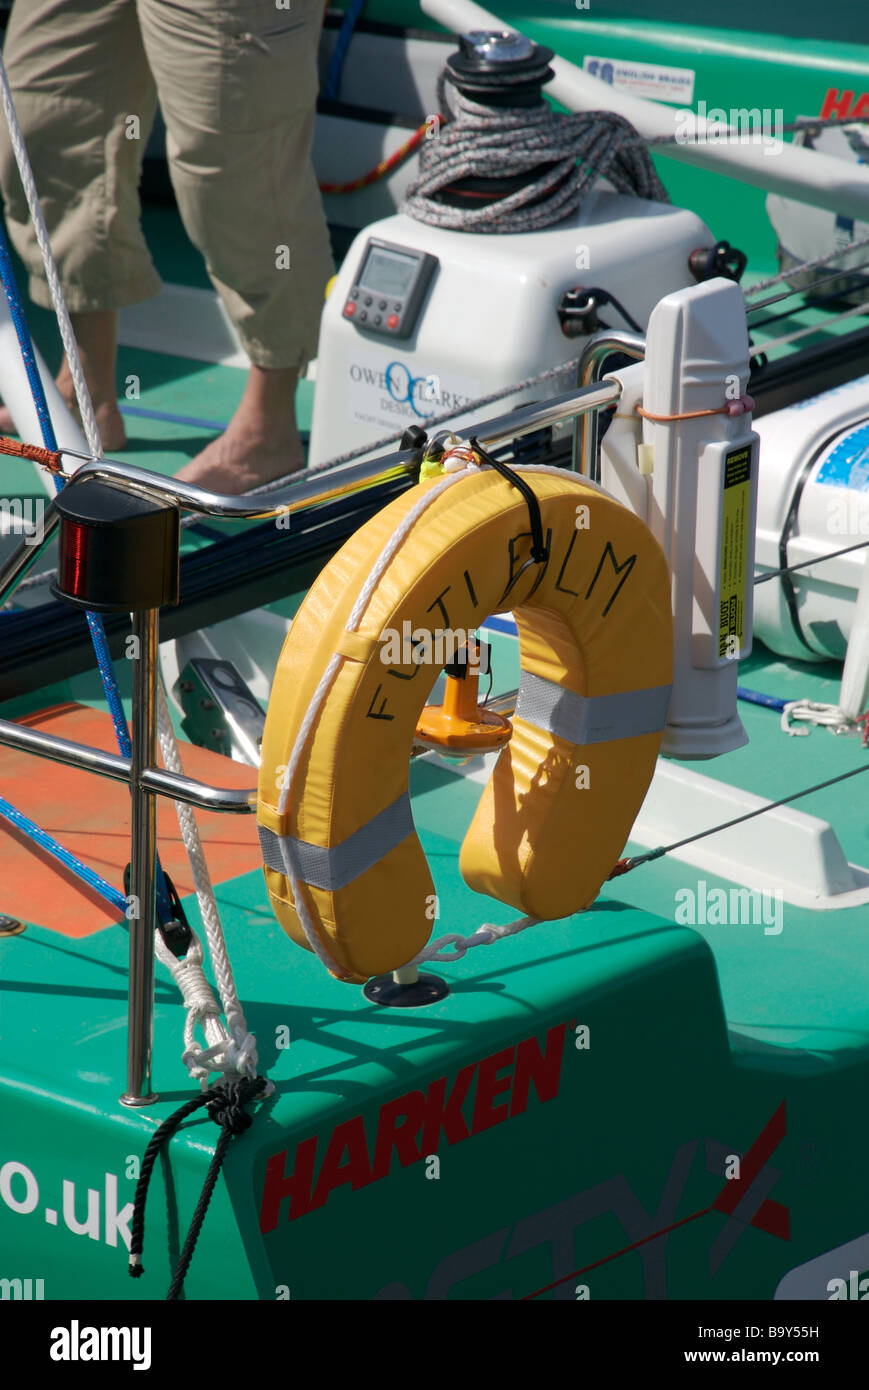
[718,445,752,658]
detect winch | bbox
[308,29,714,465]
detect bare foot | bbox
[175,416,303,493]
[175,364,304,494]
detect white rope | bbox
[500,458,611,495]
[780,698,856,738]
[412,914,538,964]
[0,53,102,460]
[156,682,265,1087]
[152,928,227,1084]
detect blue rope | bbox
[85,611,132,757]
[324,0,366,101]
[737,686,788,713]
[0,229,132,750]
[0,224,57,449]
[0,217,173,921]
[0,794,127,913]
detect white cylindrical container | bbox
[839,551,869,718]
[753,381,869,662]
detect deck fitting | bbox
[364,969,449,1008]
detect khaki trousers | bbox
[0,0,334,369]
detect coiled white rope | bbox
[780,699,856,738]
[0,54,259,1083]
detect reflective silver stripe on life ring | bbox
[515,671,671,744]
[258,791,414,891]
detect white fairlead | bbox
[600,278,759,760]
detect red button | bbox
[387,313,399,329]
[344,301,356,317]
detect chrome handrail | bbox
[0,378,622,612]
[0,375,623,1106]
[0,716,256,811]
[573,330,646,481]
[65,380,624,513]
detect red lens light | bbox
[59,518,90,598]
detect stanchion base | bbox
[119,1091,160,1108]
[363,972,450,1008]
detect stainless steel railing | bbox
[0,374,622,1105]
[573,330,646,481]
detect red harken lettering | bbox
[259,1022,568,1231]
[819,88,869,121]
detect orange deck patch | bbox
[0,703,262,937]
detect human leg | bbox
[0,0,160,449]
[138,0,333,488]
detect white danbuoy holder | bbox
[602,278,759,759]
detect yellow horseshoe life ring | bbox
[257,464,673,983]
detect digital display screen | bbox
[359,246,418,298]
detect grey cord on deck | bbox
[402,69,668,234]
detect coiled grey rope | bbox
[402,69,668,234]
